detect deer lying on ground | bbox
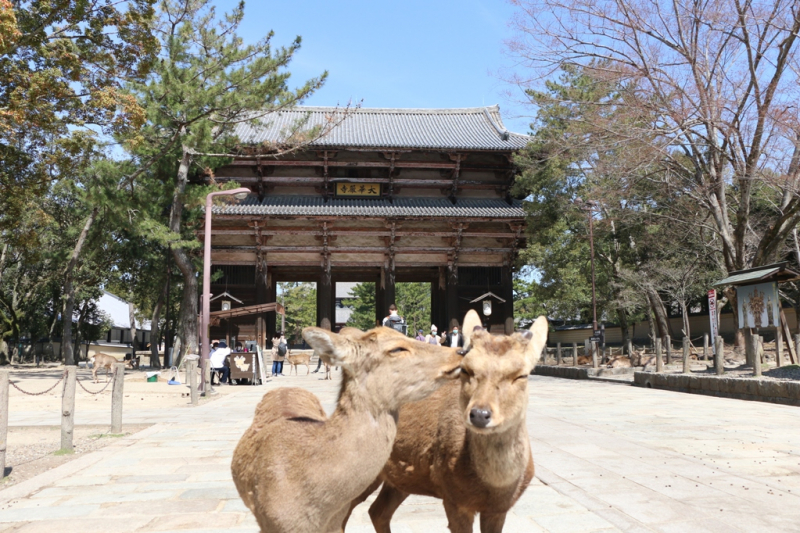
[231,324,465,533]
[286,351,312,375]
[345,310,548,533]
[89,353,119,383]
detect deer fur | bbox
[231,325,464,533]
[286,352,312,375]
[346,311,548,533]
[90,353,119,383]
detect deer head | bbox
[458,311,548,433]
[302,326,464,411]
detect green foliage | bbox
[344,282,432,335]
[343,282,377,331]
[278,282,316,345]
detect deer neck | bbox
[330,375,399,453]
[469,419,530,488]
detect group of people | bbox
[383,304,464,347]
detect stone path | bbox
[1,373,799,532]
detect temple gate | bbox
[203,106,528,346]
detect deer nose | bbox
[469,408,492,428]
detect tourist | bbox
[445,325,464,348]
[272,334,287,376]
[382,303,405,332]
[425,325,441,345]
[210,340,231,385]
[415,329,425,342]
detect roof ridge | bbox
[278,105,503,115]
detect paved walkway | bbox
[1,373,799,532]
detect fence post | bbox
[61,366,77,452]
[665,335,672,365]
[655,337,663,372]
[776,326,784,368]
[753,335,762,377]
[682,337,690,374]
[703,334,709,360]
[188,360,199,406]
[111,363,125,434]
[572,342,577,366]
[556,342,562,366]
[715,336,724,375]
[584,338,591,357]
[591,341,599,369]
[0,370,7,478]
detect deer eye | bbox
[389,347,407,354]
[514,375,528,382]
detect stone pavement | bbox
[1,373,800,532]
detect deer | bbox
[286,351,312,375]
[89,353,119,383]
[231,323,465,533]
[345,310,548,533]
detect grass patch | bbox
[89,433,127,439]
[53,449,74,456]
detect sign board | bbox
[737,281,780,328]
[708,289,717,350]
[335,183,381,197]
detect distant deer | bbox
[286,351,312,375]
[346,310,548,533]
[231,324,465,533]
[89,353,119,383]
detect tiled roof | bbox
[212,196,525,219]
[232,105,529,151]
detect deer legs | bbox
[443,499,477,533]
[479,512,507,533]
[368,483,410,533]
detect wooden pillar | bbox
[501,266,514,335]
[432,268,447,333]
[715,336,724,375]
[446,266,459,330]
[682,337,690,374]
[655,337,663,372]
[318,269,333,331]
[383,261,396,318]
[375,277,385,329]
[776,326,784,367]
[255,262,275,346]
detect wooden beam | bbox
[198,226,522,239]
[211,245,514,254]
[212,215,525,223]
[225,160,511,172]
[211,176,508,189]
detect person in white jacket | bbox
[210,341,231,384]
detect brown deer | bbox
[346,310,548,533]
[231,324,465,533]
[286,351,312,375]
[90,353,119,383]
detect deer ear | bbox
[461,309,483,350]
[302,327,355,367]
[523,316,549,368]
[338,327,365,339]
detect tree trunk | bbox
[646,302,656,349]
[646,287,670,339]
[128,301,137,353]
[617,307,630,354]
[61,207,98,367]
[149,278,168,369]
[168,149,198,365]
[724,286,745,350]
[680,301,691,340]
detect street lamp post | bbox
[201,188,250,394]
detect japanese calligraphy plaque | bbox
[334,183,381,197]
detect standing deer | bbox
[346,310,548,533]
[231,324,465,533]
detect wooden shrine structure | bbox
[203,106,529,346]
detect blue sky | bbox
[219,0,533,135]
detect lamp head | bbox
[482,300,492,316]
[234,191,249,200]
